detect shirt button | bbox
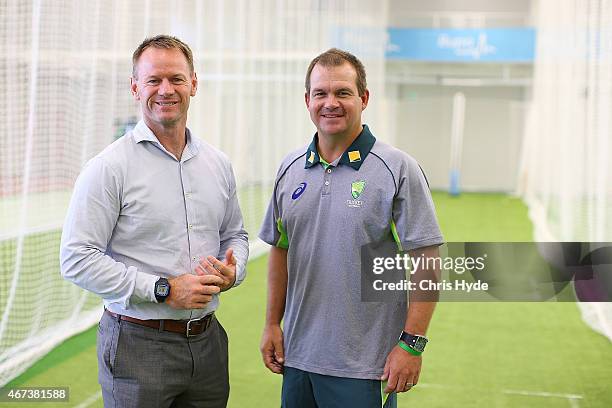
[324,181,330,186]
[327,168,332,174]
[185,192,191,198]
[188,224,193,230]
[192,256,197,262]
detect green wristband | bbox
[397,340,422,356]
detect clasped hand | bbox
[166,248,237,309]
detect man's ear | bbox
[305,91,310,108]
[190,72,198,97]
[130,77,139,100]
[360,89,369,111]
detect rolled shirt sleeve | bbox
[60,157,157,308]
[218,164,249,287]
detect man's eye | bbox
[147,80,159,85]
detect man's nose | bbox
[323,94,339,108]
[158,79,175,95]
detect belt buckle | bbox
[185,314,208,337]
[186,318,199,337]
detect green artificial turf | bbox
[431,191,533,242]
[4,192,611,408]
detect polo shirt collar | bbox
[304,124,376,170]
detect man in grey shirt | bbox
[259,49,443,407]
[60,35,248,407]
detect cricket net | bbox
[521,0,612,341]
[0,0,388,386]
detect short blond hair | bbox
[132,34,194,78]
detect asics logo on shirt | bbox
[292,182,307,200]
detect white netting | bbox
[0,0,388,386]
[521,0,612,341]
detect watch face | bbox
[414,336,428,352]
[156,283,170,297]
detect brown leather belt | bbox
[105,310,214,337]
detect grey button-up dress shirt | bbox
[60,120,249,320]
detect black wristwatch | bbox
[154,277,171,303]
[399,331,428,353]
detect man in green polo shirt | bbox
[259,48,444,407]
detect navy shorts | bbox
[281,366,397,408]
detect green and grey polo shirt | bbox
[259,125,443,380]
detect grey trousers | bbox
[97,311,229,408]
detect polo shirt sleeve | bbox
[259,166,289,249]
[392,157,444,251]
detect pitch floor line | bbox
[73,390,102,408]
[568,397,581,408]
[502,389,583,400]
[418,383,583,403]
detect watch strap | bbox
[399,331,428,353]
[397,340,422,356]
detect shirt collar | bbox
[304,124,376,170]
[132,120,200,160]
[132,120,158,143]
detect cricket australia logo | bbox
[347,180,365,208]
[351,180,366,199]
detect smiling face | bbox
[130,47,197,132]
[305,62,369,142]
